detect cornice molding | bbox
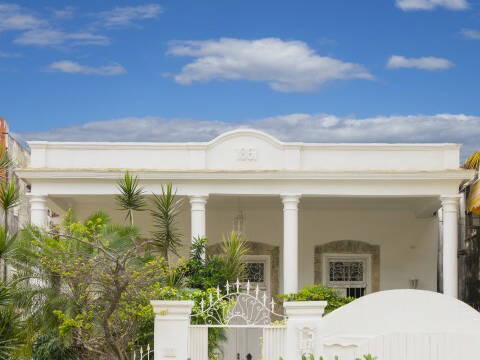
[16,168,473,181]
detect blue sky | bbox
[1,0,480,154]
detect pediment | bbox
[205,129,289,170]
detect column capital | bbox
[189,195,208,205]
[27,194,47,202]
[281,194,301,204]
[440,195,461,212]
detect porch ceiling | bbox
[48,194,440,217]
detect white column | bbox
[30,195,48,228]
[190,195,208,241]
[441,195,460,298]
[282,194,300,294]
[150,300,194,360]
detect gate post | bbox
[151,300,194,360]
[284,301,327,360]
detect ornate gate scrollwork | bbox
[190,279,286,326]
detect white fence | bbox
[187,325,286,360]
[151,289,480,360]
[188,326,208,360]
[131,345,153,360]
[262,326,286,360]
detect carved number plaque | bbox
[236,147,257,161]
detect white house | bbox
[16,129,472,300]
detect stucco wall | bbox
[27,129,460,171]
[71,199,438,295]
[204,206,438,293]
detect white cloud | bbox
[17,113,480,158]
[461,29,480,40]
[386,55,453,70]
[0,50,20,58]
[52,6,75,19]
[168,38,373,92]
[0,3,45,31]
[0,3,108,47]
[396,0,469,10]
[14,29,110,46]
[48,60,126,76]
[96,4,163,27]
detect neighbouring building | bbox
[0,117,30,233]
[16,128,474,301]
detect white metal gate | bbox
[187,280,286,360]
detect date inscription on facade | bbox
[235,147,257,161]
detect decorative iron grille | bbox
[191,279,285,326]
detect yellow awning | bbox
[468,180,480,215]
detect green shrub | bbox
[279,354,376,360]
[129,285,231,358]
[32,331,78,360]
[278,285,354,314]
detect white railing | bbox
[131,344,153,360]
[262,326,286,360]
[188,326,209,360]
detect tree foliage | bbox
[0,282,24,359]
[1,172,251,359]
[183,234,248,290]
[17,213,168,360]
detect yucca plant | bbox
[115,171,146,226]
[0,230,18,283]
[220,231,249,282]
[0,150,12,174]
[151,183,183,263]
[0,180,19,228]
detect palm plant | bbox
[0,150,12,173]
[0,230,18,283]
[31,331,78,360]
[220,231,249,282]
[115,171,146,226]
[0,180,20,228]
[0,281,23,359]
[151,183,183,263]
[11,225,79,359]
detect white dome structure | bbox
[319,290,480,360]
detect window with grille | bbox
[241,255,270,293]
[324,255,369,299]
[243,262,265,283]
